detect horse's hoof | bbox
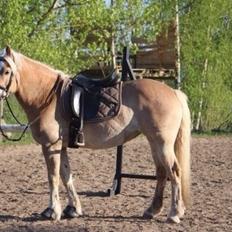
[167,215,180,224]
[63,205,79,218]
[142,211,153,219]
[143,206,163,219]
[41,207,54,220]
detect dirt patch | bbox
[0,136,232,231]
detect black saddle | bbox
[67,70,122,148]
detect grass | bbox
[192,130,232,138]
[0,132,34,146]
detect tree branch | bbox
[53,1,91,10]
[28,0,59,38]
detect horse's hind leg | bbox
[160,143,185,223]
[143,144,167,219]
[41,144,62,220]
[144,139,185,223]
[60,147,82,218]
[167,157,185,223]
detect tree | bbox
[180,0,232,131]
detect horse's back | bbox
[122,79,184,139]
[122,78,182,113]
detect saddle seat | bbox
[72,70,120,89]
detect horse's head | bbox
[0,46,18,99]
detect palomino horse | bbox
[0,46,191,223]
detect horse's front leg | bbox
[41,144,62,220]
[60,147,82,218]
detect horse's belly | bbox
[83,105,140,149]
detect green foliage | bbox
[180,0,232,131]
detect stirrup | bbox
[75,131,85,147]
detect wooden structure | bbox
[115,22,178,83]
[82,21,179,84]
[134,23,177,69]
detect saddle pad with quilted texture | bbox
[83,82,122,123]
[60,79,122,124]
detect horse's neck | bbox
[15,54,59,114]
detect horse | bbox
[0,46,191,224]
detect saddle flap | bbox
[71,85,83,118]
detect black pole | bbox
[108,145,123,196]
[121,47,128,81]
[108,46,137,196]
[122,46,136,81]
[114,145,123,194]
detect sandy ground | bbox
[0,136,232,232]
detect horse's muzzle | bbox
[0,89,7,99]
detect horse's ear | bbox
[5,45,12,56]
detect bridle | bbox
[0,54,28,141]
[0,55,17,98]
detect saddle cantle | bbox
[63,70,122,148]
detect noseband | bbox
[0,56,17,97]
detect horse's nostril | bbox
[0,89,6,98]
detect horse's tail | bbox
[174,90,191,207]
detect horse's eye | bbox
[5,70,10,75]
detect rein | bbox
[0,98,30,141]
